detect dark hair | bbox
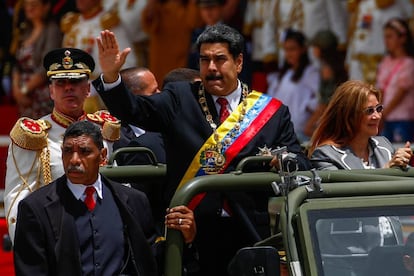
[384,18,414,57]
[162,67,200,87]
[196,23,244,59]
[278,29,311,82]
[318,44,348,86]
[22,0,54,25]
[63,121,104,149]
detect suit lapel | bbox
[340,149,365,169]
[44,176,82,273]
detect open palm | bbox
[96,30,131,83]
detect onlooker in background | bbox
[50,0,78,23]
[114,67,164,166]
[162,67,201,88]
[197,0,224,27]
[141,0,202,84]
[304,30,348,139]
[114,67,165,230]
[376,18,414,143]
[61,0,138,113]
[4,47,121,242]
[261,0,348,71]
[12,0,62,119]
[242,0,277,93]
[346,0,413,83]
[267,29,319,143]
[188,0,225,70]
[308,80,412,170]
[14,120,196,276]
[0,0,13,104]
[103,0,149,67]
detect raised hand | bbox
[96,30,131,83]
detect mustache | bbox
[205,75,223,81]
[67,165,85,173]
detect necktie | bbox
[84,186,96,211]
[216,97,230,123]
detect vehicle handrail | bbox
[99,164,167,183]
[108,146,159,166]
[234,156,273,173]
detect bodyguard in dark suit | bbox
[14,121,196,276]
[94,25,310,275]
[113,67,166,227]
[113,66,165,165]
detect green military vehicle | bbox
[102,147,414,276]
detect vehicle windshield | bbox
[306,205,414,276]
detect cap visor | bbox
[49,73,89,80]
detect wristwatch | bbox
[21,84,28,95]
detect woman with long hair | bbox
[308,80,412,170]
[12,0,62,119]
[376,17,414,143]
[267,29,319,142]
[303,30,348,138]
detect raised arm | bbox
[96,30,131,83]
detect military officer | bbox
[103,0,149,67]
[346,0,413,83]
[61,0,138,112]
[4,48,121,242]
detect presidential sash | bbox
[177,91,282,210]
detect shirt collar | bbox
[66,174,103,200]
[128,124,146,137]
[212,80,242,112]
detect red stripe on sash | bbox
[188,98,282,210]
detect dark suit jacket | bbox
[95,79,311,275]
[113,124,166,165]
[13,174,158,276]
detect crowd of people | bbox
[2,0,414,275]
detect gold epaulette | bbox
[60,12,80,33]
[9,118,51,150]
[375,0,395,9]
[86,110,121,142]
[100,8,120,30]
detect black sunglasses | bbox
[363,104,384,115]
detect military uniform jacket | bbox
[61,10,138,78]
[13,174,158,276]
[310,136,395,170]
[4,111,119,242]
[346,0,413,81]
